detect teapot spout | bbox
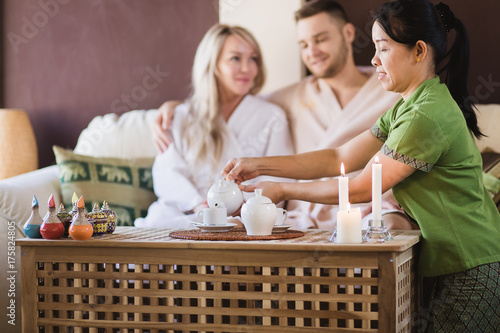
[214,202,226,208]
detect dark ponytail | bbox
[442,18,483,138]
[372,0,484,138]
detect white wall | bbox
[219,0,303,94]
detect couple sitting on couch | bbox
[137,0,411,230]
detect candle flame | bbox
[374,156,380,164]
[340,162,345,176]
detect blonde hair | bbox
[182,24,266,175]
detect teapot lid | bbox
[245,189,273,205]
[211,178,237,193]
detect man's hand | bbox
[151,100,181,153]
[223,157,261,184]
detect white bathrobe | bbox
[266,67,401,229]
[135,95,294,228]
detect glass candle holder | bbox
[362,218,393,243]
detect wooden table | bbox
[18,227,421,332]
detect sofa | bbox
[1,105,499,331]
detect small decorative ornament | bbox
[69,196,93,240]
[85,210,95,229]
[40,194,65,239]
[57,203,72,237]
[89,202,108,236]
[69,192,79,219]
[23,195,43,238]
[101,201,117,234]
[80,201,95,229]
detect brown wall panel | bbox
[3,0,218,167]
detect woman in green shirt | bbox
[222,0,499,331]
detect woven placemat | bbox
[169,228,304,241]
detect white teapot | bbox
[207,178,244,216]
[241,189,277,236]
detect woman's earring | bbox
[416,57,421,63]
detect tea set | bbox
[192,178,291,235]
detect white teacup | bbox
[197,207,227,225]
[275,208,288,226]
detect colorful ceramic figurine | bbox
[101,201,117,234]
[40,194,65,239]
[23,195,43,238]
[69,192,79,219]
[57,203,72,237]
[89,202,108,236]
[69,196,93,240]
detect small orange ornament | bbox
[69,196,93,240]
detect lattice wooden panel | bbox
[32,251,416,332]
[396,248,417,332]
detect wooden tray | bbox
[169,228,304,241]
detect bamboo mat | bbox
[169,228,304,241]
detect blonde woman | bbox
[135,24,293,228]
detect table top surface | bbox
[17,227,421,252]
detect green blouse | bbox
[372,77,500,277]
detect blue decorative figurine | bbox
[23,195,44,238]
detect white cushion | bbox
[74,109,158,158]
[0,165,61,228]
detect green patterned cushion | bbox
[53,145,156,226]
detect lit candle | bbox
[338,163,348,211]
[336,203,362,243]
[372,156,382,224]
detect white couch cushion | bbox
[74,109,158,158]
[0,165,61,229]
